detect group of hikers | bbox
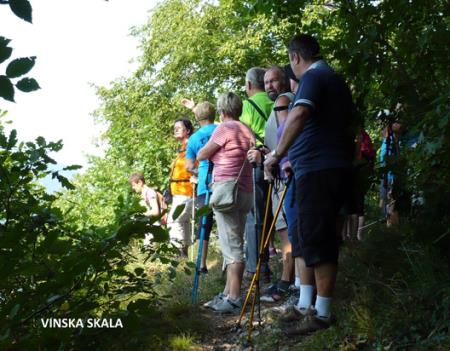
[128,34,403,336]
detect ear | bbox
[246,80,252,91]
[288,51,297,66]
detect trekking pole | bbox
[237,182,272,326]
[190,184,196,261]
[192,163,213,304]
[191,190,210,303]
[249,181,272,326]
[246,175,291,343]
[251,163,260,325]
[238,177,291,342]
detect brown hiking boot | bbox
[283,311,331,336]
[277,305,307,325]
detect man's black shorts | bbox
[292,168,351,266]
[196,193,214,241]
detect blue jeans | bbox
[284,177,298,245]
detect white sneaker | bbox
[212,297,241,313]
[203,293,225,309]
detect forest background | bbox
[0,0,449,350]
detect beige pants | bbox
[168,195,193,248]
[214,191,253,268]
[272,183,288,231]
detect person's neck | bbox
[198,120,213,127]
[247,89,264,98]
[221,116,235,122]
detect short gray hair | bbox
[216,92,242,119]
[245,67,266,90]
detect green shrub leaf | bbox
[0,37,13,64]
[9,0,33,23]
[9,304,20,319]
[6,56,36,78]
[16,77,40,92]
[0,75,15,102]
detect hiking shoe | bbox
[263,283,278,295]
[284,311,331,336]
[278,305,308,325]
[203,293,225,309]
[200,267,208,274]
[212,297,241,314]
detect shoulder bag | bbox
[209,159,248,212]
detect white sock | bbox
[294,276,301,288]
[297,284,314,310]
[315,295,332,319]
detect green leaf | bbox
[46,295,61,304]
[16,77,40,92]
[185,261,196,268]
[36,136,46,146]
[0,75,15,102]
[149,225,169,242]
[0,328,11,342]
[0,37,13,64]
[196,204,211,219]
[63,164,82,171]
[7,129,17,150]
[134,267,144,276]
[9,0,33,23]
[172,203,186,221]
[56,174,75,190]
[6,56,36,78]
[9,304,20,319]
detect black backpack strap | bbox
[246,99,268,145]
[274,105,289,112]
[247,98,268,122]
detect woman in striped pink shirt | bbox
[198,92,255,313]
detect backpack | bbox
[144,188,168,226]
[359,128,375,161]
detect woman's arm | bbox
[197,139,220,161]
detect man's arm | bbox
[275,95,290,124]
[197,139,221,161]
[277,104,310,156]
[264,104,311,176]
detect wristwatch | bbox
[271,149,281,160]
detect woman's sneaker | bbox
[212,297,241,314]
[203,293,225,309]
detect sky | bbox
[0,0,158,169]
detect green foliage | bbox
[6,56,35,78]
[8,0,33,23]
[0,0,38,102]
[0,126,183,350]
[0,37,13,64]
[0,0,448,349]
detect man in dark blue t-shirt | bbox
[264,34,355,335]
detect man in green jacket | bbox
[240,67,273,282]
